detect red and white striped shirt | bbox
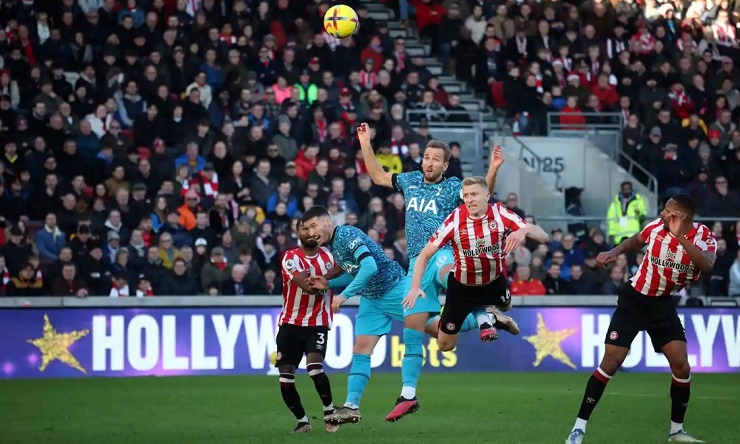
[279,247,335,327]
[431,203,526,286]
[630,219,717,296]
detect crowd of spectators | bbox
[0,0,738,297]
[466,0,740,216]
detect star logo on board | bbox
[27,314,89,374]
[524,313,578,369]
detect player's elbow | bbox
[360,257,379,275]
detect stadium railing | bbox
[404,109,486,127]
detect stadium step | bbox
[368,10,393,21]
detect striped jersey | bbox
[431,202,526,285]
[279,246,335,327]
[630,218,717,296]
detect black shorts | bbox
[605,284,686,353]
[275,324,329,368]
[440,273,510,335]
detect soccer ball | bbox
[324,4,359,39]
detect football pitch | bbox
[2,372,739,443]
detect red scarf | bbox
[359,70,378,89]
[213,259,228,270]
[136,288,154,297]
[314,118,328,143]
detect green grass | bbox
[1,373,739,443]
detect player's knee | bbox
[437,335,455,351]
[670,358,691,379]
[279,370,296,389]
[424,321,439,338]
[600,346,627,374]
[404,313,428,331]
[307,361,325,378]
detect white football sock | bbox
[343,402,358,409]
[573,418,587,432]
[298,416,309,423]
[670,421,683,434]
[476,312,492,326]
[401,386,416,399]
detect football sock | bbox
[573,367,613,431]
[400,328,424,399]
[460,312,479,332]
[473,307,492,327]
[345,354,371,408]
[670,374,691,432]
[307,362,333,410]
[279,373,306,421]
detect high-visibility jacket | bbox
[606,193,647,243]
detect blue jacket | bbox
[266,193,299,218]
[36,229,67,261]
[174,155,206,175]
[198,63,223,90]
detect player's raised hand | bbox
[402,286,425,310]
[357,122,371,145]
[309,276,329,290]
[596,251,617,267]
[503,229,527,255]
[668,212,686,237]
[331,295,346,313]
[491,145,505,169]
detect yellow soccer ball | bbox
[324,4,359,39]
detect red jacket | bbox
[559,107,587,130]
[294,150,318,180]
[360,47,385,72]
[591,85,619,107]
[413,0,445,30]
[510,279,546,296]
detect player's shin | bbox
[400,328,424,400]
[279,373,308,424]
[572,367,613,433]
[669,374,691,434]
[345,354,371,408]
[307,362,334,413]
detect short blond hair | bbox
[462,176,488,189]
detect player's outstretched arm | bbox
[521,223,548,243]
[357,122,393,188]
[412,243,439,290]
[291,271,319,294]
[342,245,380,297]
[484,144,505,193]
[611,233,645,256]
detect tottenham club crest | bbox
[609,331,618,340]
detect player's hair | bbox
[300,206,331,223]
[425,140,451,162]
[670,193,696,215]
[462,176,488,189]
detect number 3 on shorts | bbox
[316,332,326,345]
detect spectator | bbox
[606,181,647,245]
[730,250,740,297]
[601,266,625,295]
[165,258,199,296]
[509,265,546,296]
[221,264,249,296]
[200,247,231,292]
[569,264,597,295]
[36,213,67,262]
[50,263,88,297]
[543,263,572,295]
[8,263,44,297]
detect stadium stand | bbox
[0,0,738,299]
